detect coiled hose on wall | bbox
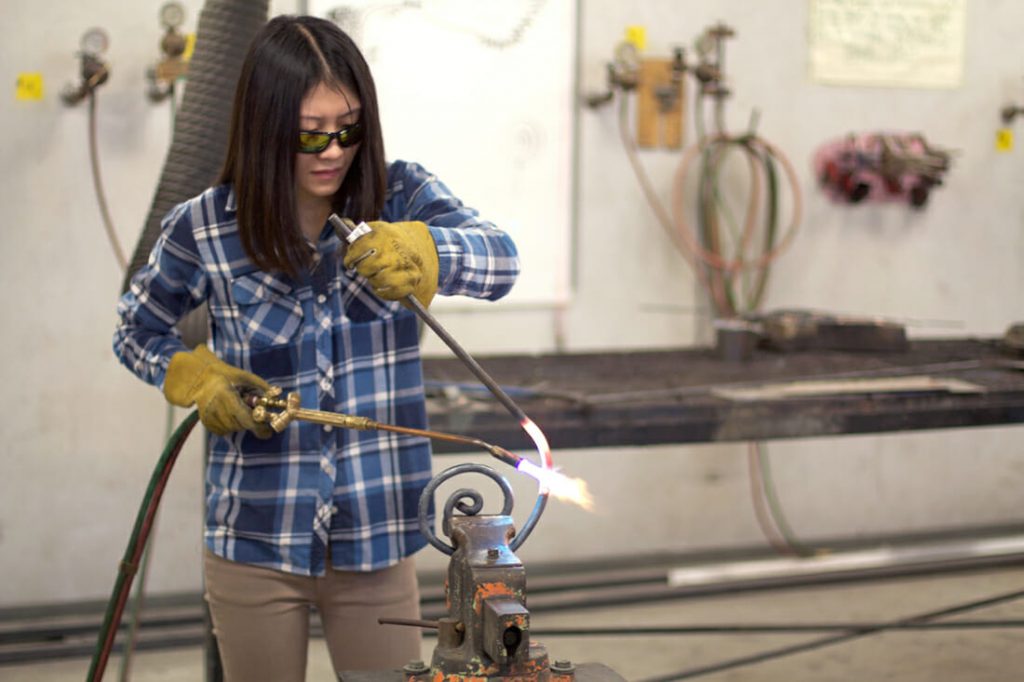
[617,87,802,319]
[672,92,803,317]
[121,0,269,347]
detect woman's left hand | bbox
[341,221,439,307]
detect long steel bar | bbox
[326,215,535,424]
[327,214,551,548]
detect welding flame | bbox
[516,417,595,511]
[516,459,595,511]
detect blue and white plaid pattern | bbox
[114,160,519,575]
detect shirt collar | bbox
[224,186,341,252]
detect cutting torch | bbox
[246,386,524,471]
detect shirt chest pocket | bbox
[230,272,304,348]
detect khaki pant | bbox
[203,548,422,681]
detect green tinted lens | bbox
[298,131,330,153]
[338,123,363,147]
[298,124,364,153]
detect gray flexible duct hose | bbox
[121,0,269,346]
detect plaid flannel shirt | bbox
[113,160,519,575]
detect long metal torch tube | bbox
[245,394,524,469]
[333,215,551,548]
[362,419,525,470]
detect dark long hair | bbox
[218,15,386,277]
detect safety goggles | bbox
[297,122,364,153]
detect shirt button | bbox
[317,294,326,304]
[323,425,333,433]
[320,377,332,391]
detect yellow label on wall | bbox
[15,72,44,101]
[624,26,647,52]
[183,33,196,61]
[996,128,1014,152]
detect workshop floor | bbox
[4,566,1021,681]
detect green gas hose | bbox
[87,410,200,682]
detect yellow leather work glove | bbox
[163,345,273,439]
[341,221,439,307]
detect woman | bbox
[113,14,519,680]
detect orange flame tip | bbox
[517,459,595,511]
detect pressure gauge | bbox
[160,1,186,30]
[610,40,640,90]
[613,41,640,72]
[694,31,715,59]
[80,27,110,56]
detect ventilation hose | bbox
[120,0,270,347]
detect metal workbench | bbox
[422,338,1024,453]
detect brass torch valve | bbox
[246,387,375,433]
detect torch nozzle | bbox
[486,445,523,469]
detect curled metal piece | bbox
[418,463,514,555]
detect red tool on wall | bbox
[814,132,953,208]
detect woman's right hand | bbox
[163,345,274,438]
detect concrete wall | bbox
[1,0,1022,608]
